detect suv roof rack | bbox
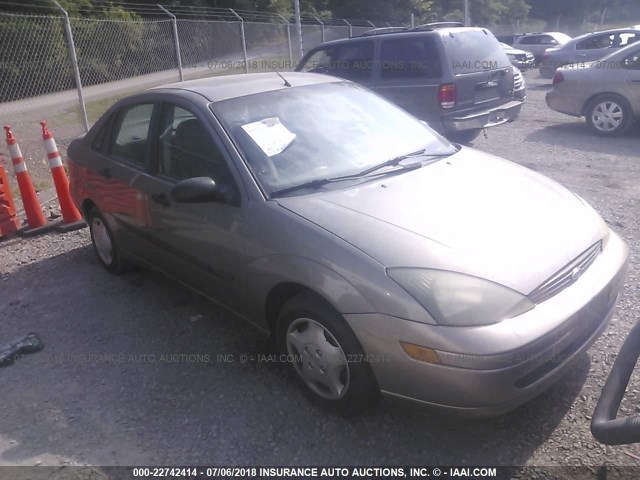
[352,26,409,38]
[411,21,465,31]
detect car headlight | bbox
[387,268,534,327]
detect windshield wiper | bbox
[270,177,336,197]
[352,148,452,178]
[270,149,454,198]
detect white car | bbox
[501,42,535,70]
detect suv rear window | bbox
[442,30,510,74]
[380,37,442,79]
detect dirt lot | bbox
[1,70,639,471]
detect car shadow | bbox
[525,122,640,156]
[0,245,588,466]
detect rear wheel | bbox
[276,292,379,415]
[88,207,129,274]
[585,95,633,137]
[446,129,482,145]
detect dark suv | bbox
[295,26,524,143]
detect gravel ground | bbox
[0,70,639,472]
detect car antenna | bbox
[275,70,292,87]
[253,50,292,87]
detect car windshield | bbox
[212,82,455,196]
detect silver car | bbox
[69,73,629,416]
[512,32,572,65]
[539,27,640,79]
[546,42,640,136]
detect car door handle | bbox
[99,167,111,179]
[151,193,170,207]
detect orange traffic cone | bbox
[41,121,85,232]
[0,155,21,239]
[4,125,53,236]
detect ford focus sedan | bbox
[68,72,629,416]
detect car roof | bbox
[304,26,493,50]
[569,26,640,42]
[151,72,340,103]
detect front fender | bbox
[236,254,377,330]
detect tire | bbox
[88,207,129,274]
[585,95,633,137]
[446,129,482,145]
[275,291,379,415]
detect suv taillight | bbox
[552,70,564,85]
[438,83,456,109]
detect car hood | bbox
[276,148,607,295]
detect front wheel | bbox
[446,129,482,145]
[586,95,633,137]
[276,292,379,415]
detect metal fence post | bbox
[343,19,352,38]
[52,0,89,132]
[315,16,325,43]
[278,14,293,66]
[158,5,183,82]
[293,0,304,58]
[367,20,375,27]
[230,9,249,74]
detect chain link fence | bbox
[1,6,401,182]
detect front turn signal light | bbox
[400,341,441,364]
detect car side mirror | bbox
[171,177,231,203]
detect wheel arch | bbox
[581,92,633,117]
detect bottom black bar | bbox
[0,465,639,480]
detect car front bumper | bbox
[344,230,629,417]
[442,100,523,133]
[512,59,535,71]
[546,89,584,117]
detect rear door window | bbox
[330,41,374,82]
[109,103,154,167]
[616,32,640,47]
[380,37,442,79]
[518,36,539,45]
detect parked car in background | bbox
[501,42,535,70]
[546,41,640,136]
[296,26,524,144]
[512,32,572,64]
[539,27,640,78]
[68,72,628,416]
[496,34,524,46]
[513,66,526,100]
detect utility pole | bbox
[294,0,303,58]
[464,0,470,26]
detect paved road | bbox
[1,71,639,470]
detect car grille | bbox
[528,240,603,304]
[516,54,527,61]
[513,69,524,91]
